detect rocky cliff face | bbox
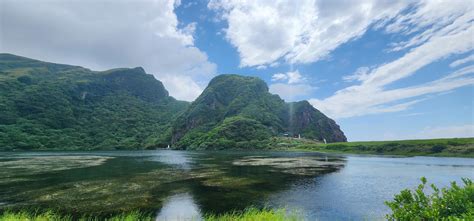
[288,101,347,142]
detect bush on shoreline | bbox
[385,177,474,220]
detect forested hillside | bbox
[0,54,188,150]
[0,54,346,150]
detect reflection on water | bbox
[0,151,472,220]
[149,150,194,170]
[156,193,202,221]
[268,156,474,220]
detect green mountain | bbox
[0,54,188,150]
[171,74,346,149]
[0,54,346,151]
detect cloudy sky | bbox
[1,0,473,141]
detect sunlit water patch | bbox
[148,150,195,170]
[156,193,202,221]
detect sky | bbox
[1,0,473,141]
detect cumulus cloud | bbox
[209,0,412,67]
[286,71,305,84]
[271,70,304,84]
[269,70,315,101]
[271,73,288,82]
[0,0,216,101]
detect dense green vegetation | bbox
[295,138,474,157]
[385,177,474,220]
[0,54,347,151]
[0,208,299,221]
[0,54,188,150]
[293,137,474,157]
[171,74,346,149]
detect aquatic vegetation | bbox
[4,168,193,214]
[0,152,348,214]
[233,156,345,176]
[0,156,113,177]
[1,164,185,213]
[385,177,474,220]
[200,176,261,188]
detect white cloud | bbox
[415,124,474,139]
[400,112,425,117]
[209,1,473,119]
[209,0,413,67]
[310,66,474,118]
[0,0,216,101]
[386,1,473,52]
[450,54,474,68]
[287,70,304,84]
[359,124,474,141]
[271,70,304,84]
[271,73,288,82]
[308,1,474,119]
[269,83,316,101]
[269,70,315,101]
[161,75,204,102]
[343,67,371,82]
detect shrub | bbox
[326,144,347,150]
[447,140,462,146]
[385,177,474,221]
[431,144,447,153]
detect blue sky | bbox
[1,0,473,141]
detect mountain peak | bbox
[171,74,346,148]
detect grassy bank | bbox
[0,208,300,221]
[0,211,151,221]
[271,137,474,157]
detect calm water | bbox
[0,150,473,220]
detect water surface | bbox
[0,150,472,220]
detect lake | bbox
[0,150,473,220]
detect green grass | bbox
[0,208,301,221]
[0,210,153,221]
[206,208,301,221]
[286,137,474,158]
